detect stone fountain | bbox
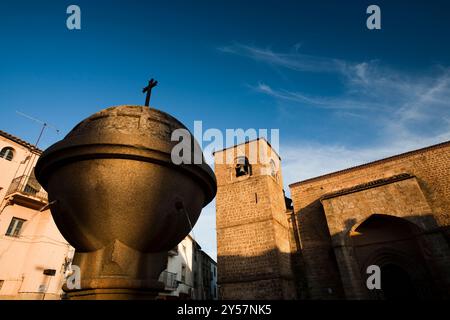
[35,105,216,299]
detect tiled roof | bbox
[289,140,450,188]
[0,130,42,153]
[320,173,413,201]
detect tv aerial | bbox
[16,111,60,148]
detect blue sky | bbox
[1,1,450,259]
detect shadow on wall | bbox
[217,248,306,300]
[294,199,346,300]
[296,200,450,300]
[339,213,448,300]
[216,197,450,300]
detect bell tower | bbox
[214,138,297,299]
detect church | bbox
[215,138,450,300]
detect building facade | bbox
[0,130,74,300]
[195,248,218,300]
[159,235,218,300]
[215,138,450,300]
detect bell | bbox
[236,164,247,175]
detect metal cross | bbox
[142,78,158,107]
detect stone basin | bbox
[35,105,216,258]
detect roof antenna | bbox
[15,111,60,179]
[16,111,60,148]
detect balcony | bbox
[159,271,178,291]
[5,175,48,210]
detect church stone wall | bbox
[322,176,446,299]
[289,141,450,299]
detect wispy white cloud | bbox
[281,128,450,189]
[218,42,450,199]
[252,82,380,110]
[253,70,450,128]
[191,43,450,257]
[218,43,349,74]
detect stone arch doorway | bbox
[381,263,417,300]
[350,214,436,300]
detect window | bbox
[214,267,216,277]
[181,264,187,283]
[235,156,251,177]
[0,147,14,161]
[5,217,26,237]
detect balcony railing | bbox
[159,271,178,291]
[6,175,48,202]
